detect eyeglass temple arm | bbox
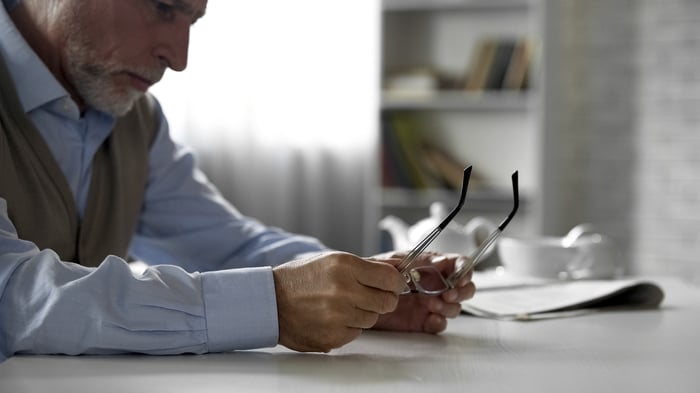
[396,166,472,273]
[497,171,519,231]
[448,171,519,284]
[437,166,472,230]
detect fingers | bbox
[455,267,474,287]
[274,252,409,353]
[353,286,399,315]
[354,259,406,294]
[348,308,381,329]
[273,251,478,347]
[367,251,479,336]
[423,313,447,334]
[427,281,476,319]
[442,281,476,303]
[428,298,463,318]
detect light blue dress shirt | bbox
[0,2,327,362]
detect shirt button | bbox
[63,99,71,112]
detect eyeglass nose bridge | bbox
[400,271,413,294]
[400,269,440,295]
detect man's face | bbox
[60,0,207,116]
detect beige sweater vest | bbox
[0,55,159,267]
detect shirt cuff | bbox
[200,266,279,352]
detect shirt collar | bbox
[0,1,71,113]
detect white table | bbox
[2,277,699,393]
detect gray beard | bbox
[59,2,164,118]
[64,44,144,117]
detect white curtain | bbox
[151,1,380,255]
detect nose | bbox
[154,23,190,72]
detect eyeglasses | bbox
[396,166,519,295]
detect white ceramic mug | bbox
[497,224,623,280]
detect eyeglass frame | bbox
[396,166,519,295]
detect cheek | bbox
[85,30,154,67]
[79,3,154,62]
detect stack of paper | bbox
[462,270,664,320]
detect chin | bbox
[90,89,144,117]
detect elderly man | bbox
[0,0,475,361]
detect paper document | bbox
[462,270,664,320]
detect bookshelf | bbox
[366,0,543,256]
[383,0,532,12]
[382,90,532,112]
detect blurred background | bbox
[151,0,700,284]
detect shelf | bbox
[379,187,522,212]
[381,90,533,112]
[367,0,543,254]
[383,0,533,12]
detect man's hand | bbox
[272,252,406,353]
[371,252,476,334]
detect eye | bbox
[151,0,176,21]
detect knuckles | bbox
[278,251,407,353]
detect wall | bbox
[635,0,700,282]
[541,0,700,283]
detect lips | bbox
[119,66,165,92]
[124,71,156,92]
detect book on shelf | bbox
[465,37,534,92]
[421,141,485,191]
[462,270,665,321]
[381,115,414,188]
[381,113,487,191]
[485,39,516,90]
[464,38,498,91]
[381,113,440,189]
[502,39,533,90]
